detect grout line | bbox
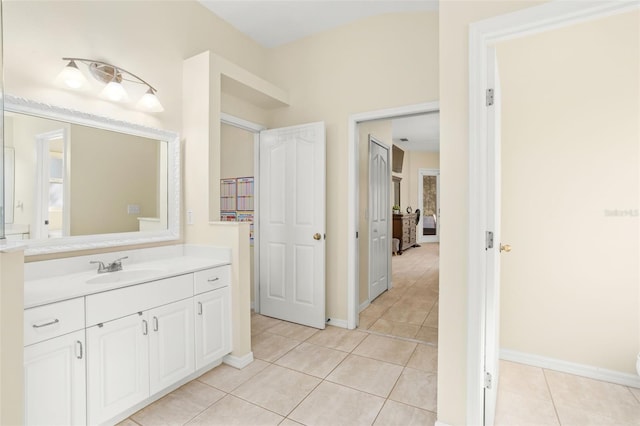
[542,368,563,425]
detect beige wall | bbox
[438,1,547,424]
[358,120,393,305]
[497,10,639,374]
[266,11,439,321]
[70,126,159,236]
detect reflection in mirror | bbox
[3,95,179,255]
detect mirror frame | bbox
[4,94,181,256]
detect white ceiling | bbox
[392,112,440,152]
[200,0,440,151]
[199,0,438,48]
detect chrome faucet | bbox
[90,256,128,274]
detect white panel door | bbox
[87,313,149,425]
[195,287,231,369]
[259,122,326,329]
[368,137,390,302]
[24,330,86,426]
[484,46,502,426]
[149,298,195,395]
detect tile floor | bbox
[495,360,640,426]
[121,314,438,425]
[359,243,439,343]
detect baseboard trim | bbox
[435,421,451,426]
[223,352,254,369]
[326,317,348,328]
[500,348,640,388]
[359,300,370,312]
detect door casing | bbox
[467,1,639,424]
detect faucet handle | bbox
[89,260,107,272]
[111,256,128,266]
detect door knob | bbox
[313,233,322,240]
[500,244,512,253]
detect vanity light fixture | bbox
[58,57,164,112]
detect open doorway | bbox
[354,109,440,344]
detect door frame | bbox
[220,113,266,313]
[417,168,440,243]
[347,101,439,329]
[467,1,639,423]
[367,136,391,303]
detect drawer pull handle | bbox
[197,301,203,315]
[32,318,59,328]
[208,277,220,283]
[153,316,159,332]
[142,319,148,336]
[76,341,83,360]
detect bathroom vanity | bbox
[23,244,233,426]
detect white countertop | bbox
[24,244,232,309]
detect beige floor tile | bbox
[361,303,389,318]
[371,291,401,309]
[494,388,559,426]
[381,306,428,326]
[406,344,437,373]
[369,318,420,339]
[373,400,437,426]
[394,297,432,311]
[275,342,348,378]
[252,314,284,336]
[545,369,640,424]
[266,321,319,341]
[132,380,225,425]
[415,326,438,344]
[326,354,404,397]
[422,308,438,328]
[279,419,304,426]
[358,313,378,330]
[306,325,368,352]
[116,420,140,426]
[252,332,300,362]
[498,361,551,402]
[187,395,283,425]
[232,364,321,416]
[198,359,270,392]
[553,403,622,426]
[353,334,417,365]
[630,386,640,403]
[288,381,385,426]
[389,368,437,411]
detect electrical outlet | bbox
[127,204,140,215]
[187,210,194,225]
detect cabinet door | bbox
[86,313,149,425]
[24,330,86,426]
[195,287,231,369]
[148,298,195,394]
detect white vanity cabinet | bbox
[24,298,87,426]
[24,329,86,426]
[194,266,232,369]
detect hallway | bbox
[359,243,439,344]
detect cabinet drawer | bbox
[24,298,85,346]
[85,274,193,327]
[194,266,230,295]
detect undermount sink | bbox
[86,269,165,285]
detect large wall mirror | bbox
[4,95,180,255]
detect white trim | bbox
[467,2,640,424]
[359,300,370,313]
[417,168,440,243]
[223,352,255,369]
[435,422,452,426]
[220,112,266,133]
[347,101,440,330]
[500,349,640,389]
[326,318,348,329]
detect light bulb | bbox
[101,80,128,102]
[137,88,164,112]
[58,60,86,89]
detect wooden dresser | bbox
[393,213,417,254]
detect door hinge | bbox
[486,88,494,106]
[486,231,494,250]
[484,371,493,389]
[356,231,359,239]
